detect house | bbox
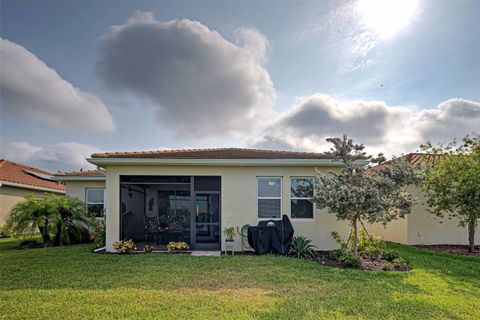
[0,160,65,225]
[367,153,480,246]
[53,148,479,252]
[54,148,367,252]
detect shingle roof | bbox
[54,169,105,177]
[90,148,336,160]
[0,160,65,191]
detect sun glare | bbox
[356,0,419,38]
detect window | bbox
[257,177,282,219]
[86,188,105,217]
[291,178,314,219]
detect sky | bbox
[1,0,479,172]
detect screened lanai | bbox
[120,176,221,250]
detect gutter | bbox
[0,181,66,194]
[87,157,369,167]
[53,176,106,182]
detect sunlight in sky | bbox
[356,0,419,38]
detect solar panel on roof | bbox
[23,169,54,181]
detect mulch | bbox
[415,245,480,256]
[315,251,410,272]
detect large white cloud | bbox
[0,38,115,132]
[1,141,100,172]
[250,95,480,156]
[97,11,275,137]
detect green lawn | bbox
[0,238,479,320]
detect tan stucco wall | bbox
[0,186,54,225]
[63,180,106,202]
[407,187,480,245]
[104,165,351,252]
[366,218,408,244]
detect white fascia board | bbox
[53,176,106,182]
[87,157,369,167]
[0,180,66,194]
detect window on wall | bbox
[257,177,282,219]
[86,188,105,217]
[291,178,314,219]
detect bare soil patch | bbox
[415,244,480,256]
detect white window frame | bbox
[86,188,106,218]
[257,177,283,220]
[290,177,315,220]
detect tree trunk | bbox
[353,219,359,256]
[53,222,62,246]
[468,219,476,253]
[38,225,50,244]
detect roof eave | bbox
[87,157,369,167]
[53,176,106,182]
[0,180,65,194]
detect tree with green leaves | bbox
[314,135,417,255]
[6,194,91,246]
[6,195,56,244]
[419,134,480,252]
[49,194,91,246]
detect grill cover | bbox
[247,215,294,255]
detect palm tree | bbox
[49,194,91,246]
[7,195,57,244]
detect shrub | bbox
[289,235,317,259]
[167,241,189,251]
[381,250,401,261]
[332,230,385,257]
[328,248,362,268]
[144,244,155,253]
[329,249,344,261]
[356,229,385,257]
[112,239,136,254]
[93,225,105,248]
[0,225,11,238]
[392,257,409,269]
[338,252,362,268]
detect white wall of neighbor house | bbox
[63,180,106,202]
[407,187,480,245]
[103,165,352,252]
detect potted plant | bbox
[223,227,235,255]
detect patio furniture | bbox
[144,216,160,244]
[247,215,294,255]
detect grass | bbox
[0,238,479,319]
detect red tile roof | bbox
[0,160,65,192]
[54,169,105,177]
[404,153,445,166]
[91,148,336,160]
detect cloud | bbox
[1,141,100,172]
[0,38,115,132]
[302,0,420,72]
[97,11,275,137]
[249,95,480,156]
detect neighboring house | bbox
[53,169,106,218]
[367,153,480,246]
[52,148,479,252]
[0,160,65,225]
